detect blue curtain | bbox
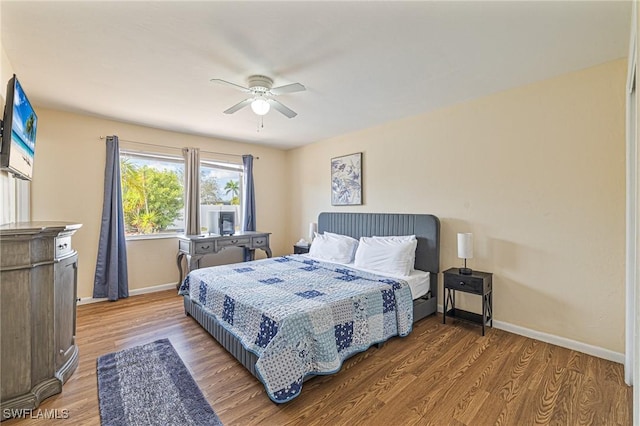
[93,135,129,301]
[242,154,256,261]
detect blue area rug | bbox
[97,338,223,426]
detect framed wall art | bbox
[331,152,362,206]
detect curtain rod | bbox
[99,136,259,159]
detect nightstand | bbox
[293,244,310,254]
[443,267,493,336]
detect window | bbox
[120,151,185,237]
[119,150,243,238]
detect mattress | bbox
[299,254,431,300]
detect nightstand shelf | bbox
[443,267,493,336]
[445,307,485,325]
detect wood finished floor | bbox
[5,290,632,425]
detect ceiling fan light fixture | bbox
[251,97,270,115]
[212,75,304,118]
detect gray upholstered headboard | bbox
[317,212,440,274]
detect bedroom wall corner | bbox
[285,146,327,247]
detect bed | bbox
[179,212,440,402]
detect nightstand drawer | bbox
[444,273,485,294]
[293,244,310,254]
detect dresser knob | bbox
[459,281,465,286]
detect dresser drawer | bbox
[444,273,485,294]
[55,236,73,259]
[251,235,269,249]
[218,236,251,248]
[194,241,215,254]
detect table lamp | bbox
[457,232,473,275]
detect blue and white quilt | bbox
[178,255,413,403]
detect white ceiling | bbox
[0,1,632,150]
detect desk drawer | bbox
[444,274,484,294]
[218,236,251,248]
[55,236,73,259]
[194,242,215,254]
[251,236,269,249]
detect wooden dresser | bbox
[0,222,82,420]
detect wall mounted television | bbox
[0,74,38,180]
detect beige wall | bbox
[287,59,627,354]
[30,109,288,299]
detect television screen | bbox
[1,75,38,180]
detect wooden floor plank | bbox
[3,290,632,425]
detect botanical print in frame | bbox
[331,152,362,206]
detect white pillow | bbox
[372,235,416,242]
[354,236,418,277]
[308,232,359,264]
[372,235,417,270]
[323,231,353,240]
[320,232,359,261]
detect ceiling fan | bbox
[210,75,305,118]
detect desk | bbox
[176,231,272,287]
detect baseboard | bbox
[77,282,177,305]
[437,304,624,364]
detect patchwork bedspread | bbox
[178,255,413,403]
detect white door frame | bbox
[625,4,638,425]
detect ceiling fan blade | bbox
[210,78,251,93]
[270,82,306,95]
[223,98,252,114]
[268,99,297,118]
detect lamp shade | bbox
[308,222,318,242]
[251,98,270,115]
[457,233,474,259]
